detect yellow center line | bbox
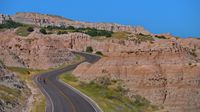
[46,78,77,112]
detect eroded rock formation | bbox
[0,30,76,69]
[73,38,200,112]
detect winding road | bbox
[34,52,101,112]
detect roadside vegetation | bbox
[0,84,28,111]
[6,54,84,112]
[8,67,46,112]
[59,73,159,112]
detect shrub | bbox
[66,26,75,30]
[155,35,167,39]
[57,30,68,35]
[85,28,113,37]
[27,27,34,32]
[0,20,22,29]
[95,51,103,56]
[86,46,93,53]
[40,28,47,34]
[95,76,112,88]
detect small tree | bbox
[27,27,34,32]
[86,46,93,53]
[40,28,47,34]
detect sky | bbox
[0,0,199,38]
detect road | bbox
[34,52,101,112]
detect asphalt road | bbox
[34,52,101,112]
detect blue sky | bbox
[0,0,199,38]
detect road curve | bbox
[34,52,101,112]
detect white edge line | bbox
[34,75,54,112]
[57,77,103,112]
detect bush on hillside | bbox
[86,46,93,53]
[27,27,34,32]
[95,51,103,56]
[40,28,47,34]
[0,20,22,29]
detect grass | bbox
[134,34,154,42]
[111,32,129,39]
[15,26,33,36]
[8,67,46,112]
[0,82,30,111]
[59,73,159,112]
[0,85,21,103]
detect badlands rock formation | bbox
[73,38,200,112]
[1,12,200,112]
[0,12,150,35]
[0,30,76,69]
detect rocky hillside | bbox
[73,38,200,112]
[0,12,150,35]
[1,12,200,112]
[0,30,76,69]
[0,62,29,112]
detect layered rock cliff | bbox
[0,30,76,69]
[73,38,200,112]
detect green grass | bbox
[59,73,159,112]
[8,67,46,112]
[0,84,31,110]
[111,32,129,39]
[0,85,21,102]
[15,26,32,36]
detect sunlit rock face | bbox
[0,31,77,69]
[73,38,200,112]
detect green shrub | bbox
[40,28,47,34]
[95,76,112,88]
[66,26,75,30]
[0,20,22,29]
[95,51,103,56]
[43,25,113,37]
[57,30,68,35]
[85,28,113,37]
[155,35,167,39]
[27,27,34,32]
[86,46,93,53]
